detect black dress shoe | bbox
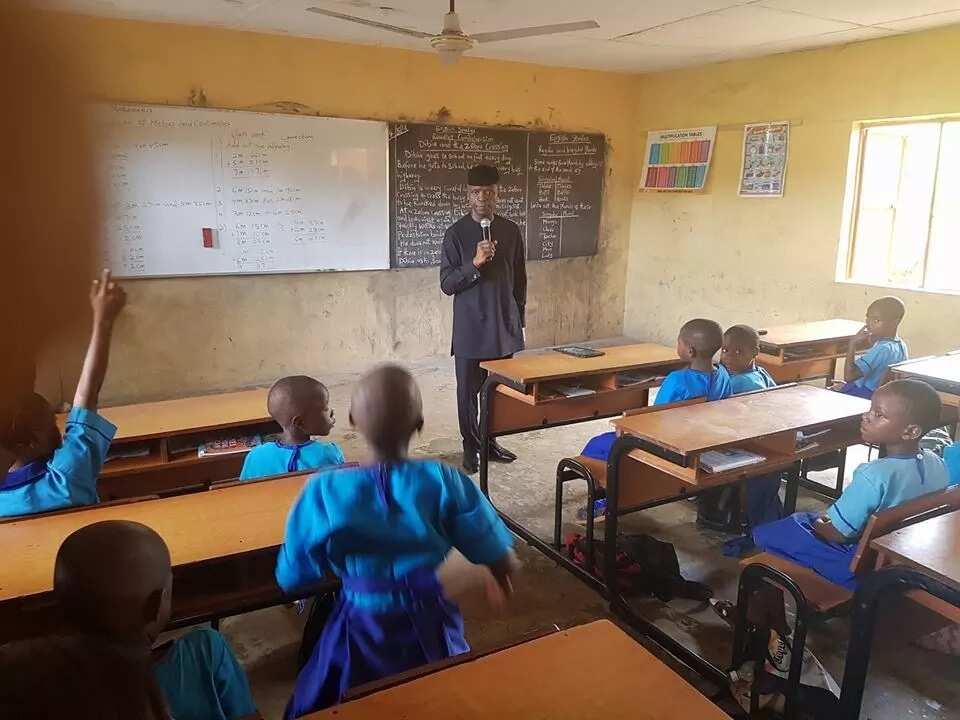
[462,451,480,474]
[488,441,517,463]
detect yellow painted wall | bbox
[626,26,960,358]
[39,13,637,405]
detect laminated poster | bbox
[640,126,717,192]
[738,121,790,197]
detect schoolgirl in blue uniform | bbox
[275,363,517,718]
[0,270,125,518]
[838,296,908,399]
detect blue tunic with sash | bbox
[275,460,513,718]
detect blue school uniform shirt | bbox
[826,450,949,539]
[852,337,908,393]
[945,444,960,487]
[653,365,732,405]
[276,459,514,612]
[728,363,777,395]
[239,439,344,481]
[581,364,733,461]
[153,627,256,720]
[0,407,115,518]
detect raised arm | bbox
[73,269,126,410]
[842,326,870,383]
[440,228,485,296]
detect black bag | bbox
[566,532,712,602]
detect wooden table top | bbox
[613,385,869,456]
[480,343,680,385]
[758,319,863,349]
[891,353,960,389]
[302,620,730,720]
[56,388,271,442]
[871,510,960,590]
[0,473,308,602]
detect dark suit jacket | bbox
[440,214,527,359]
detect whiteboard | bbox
[92,104,390,277]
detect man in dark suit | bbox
[440,165,527,473]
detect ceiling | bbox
[39,0,960,72]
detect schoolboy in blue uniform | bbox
[54,520,258,720]
[753,379,949,589]
[240,375,343,481]
[718,324,782,530]
[838,296,908,399]
[0,270,125,518]
[276,364,517,717]
[581,318,732,463]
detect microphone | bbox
[480,217,492,245]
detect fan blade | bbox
[305,7,433,39]
[471,20,599,43]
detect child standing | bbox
[838,296,908,398]
[276,364,517,717]
[0,270,125,518]
[240,375,343,481]
[54,520,258,720]
[753,379,949,589]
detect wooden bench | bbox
[741,485,960,619]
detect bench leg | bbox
[834,447,848,496]
[553,460,598,574]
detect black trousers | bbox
[455,355,487,455]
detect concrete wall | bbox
[625,25,960,357]
[39,14,638,405]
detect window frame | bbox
[836,115,959,297]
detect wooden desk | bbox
[600,385,869,672]
[478,343,682,491]
[889,354,960,431]
[871,510,960,591]
[303,620,730,720]
[57,388,280,500]
[606,384,868,509]
[0,472,319,643]
[756,318,863,384]
[475,342,682,577]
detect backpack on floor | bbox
[565,532,712,602]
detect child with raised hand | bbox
[0,269,125,517]
[240,375,343,481]
[54,520,258,720]
[837,296,908,398]
[276,363,517,717]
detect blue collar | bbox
[1,460,47,491]
[277,440,314,473]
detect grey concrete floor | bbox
[219,357,959,720]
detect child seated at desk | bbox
[54,520,258,720]
[700,325,782,535]
[837,296,908,399]
[239,375,344,481]
[0,270,125,518]
[275,364,517,717]
[753,379,949,589]
[576,319,732,519]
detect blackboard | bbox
[389,123,604,267]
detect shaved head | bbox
[680,318,724,356]
[350,364,423,458]
[54,521,172,641]
[268,376,327,425]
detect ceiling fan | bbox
[306,1,600,64]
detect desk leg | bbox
[783,462,801,515]
[478,377,495,497]
[605,435,730,689]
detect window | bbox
[838,118,960,293]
